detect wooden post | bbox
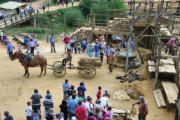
[175,40,180,87]
[125,26,133,72]
[64,15,66,33]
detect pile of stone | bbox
[116,71,144,83]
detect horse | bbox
[11,52,47,77]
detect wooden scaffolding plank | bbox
[162,81,178,104]
[153,89,166,107]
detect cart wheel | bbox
[53,66,66,78]
[53,61,62,66]
[80,67,96,79]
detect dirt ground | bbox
[0,35,175,120]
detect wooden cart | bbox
[49,58,101,79]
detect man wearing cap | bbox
[4,111,13,120]
[133,96,148,120]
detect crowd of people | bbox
[2,79,148,120]
[16,4,34,18]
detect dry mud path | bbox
[0,36,175,120]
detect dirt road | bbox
[0,36,175,120]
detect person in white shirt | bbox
[26,5,30,14]
[21,8,24,17]
[82,98,91,117]
[94,100,104,112]
[25,101,32,120]
[100,94,110,108]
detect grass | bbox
[4,26,74,40]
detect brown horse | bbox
[11,52,47,77]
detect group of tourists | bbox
[22,80,113,120]
[23,34,40,56]
[63,34,115,72]
[16,4,34,17]
[2,79,148,120]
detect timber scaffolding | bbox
[0,12,35,30]
[74,0,180,89]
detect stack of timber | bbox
[78,58,101,67]
[162,81,178,105]
[153,89,166,108]
[148,58,176,75]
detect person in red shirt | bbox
[64,36,70,53]
[96,86,102,100]
[75,101,86,120]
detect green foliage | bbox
[109,0,126,16]
[65,8,85,26]
[91,0,126,25]
[35,14,50,27]
[79,0,93,16]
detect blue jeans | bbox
[95,52,99,58]
[138,113,146,120]
[26,47,30,54]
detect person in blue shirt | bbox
[82,39,87,53]
[94,43,100,58]
[6,41,14,58]
[23,37,28,46]
[77,82,86,98]
[62,79,70,97]
[50,34,56,53]
[67,94,78,119]
[45,90,53,100]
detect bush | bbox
[61,8,85,26]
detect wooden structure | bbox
[0,12,34,30]
[48,58,101,79]
[162,81,178,105]
[153,89,166,107]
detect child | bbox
[106,106,113,119]
[96,86,102,100]
[18,44,22,53]
[100,49,104,63]
[25,102,32,120]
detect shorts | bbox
[64,44,68,48]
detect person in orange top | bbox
[96,86,102,100]
[133,96,148,120]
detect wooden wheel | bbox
[53,66,66,78]
[80,66,96,79]
[53,61,62,66]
